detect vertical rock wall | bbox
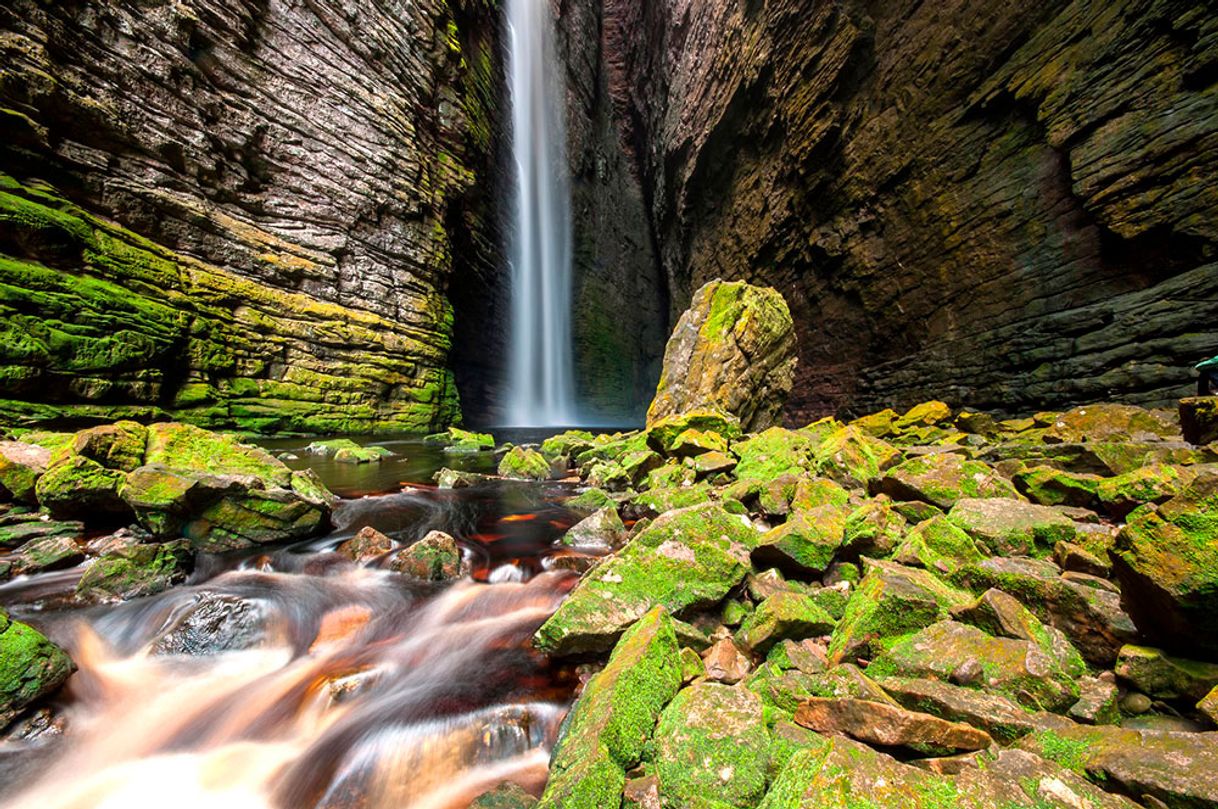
[603,0,1218,421]
[0,0,501,433]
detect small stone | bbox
[702,638,751,684]
[795,697,993,755]
[388,531,465,581]
[562,506,625,551]
[1120,692,1152,714]
[336,526,395,563]
[1068,676,1120,725]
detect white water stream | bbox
[505,0,577,427]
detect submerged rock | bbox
[388,531,465,581]
[336,526,395,563]
[75,540,192,603]
[646,280,796,432]
[0,610,74,728]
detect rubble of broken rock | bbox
[527,397,1218,809]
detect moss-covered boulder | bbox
[646,280,796,433]
[498,447,552,481]
[1180,396,1218,446]
[1095,463,1196,516]
[1111,473,1218,656]
[0,441,50,504]
[425,427,495,452]
[732,427,818,482]
[751,503,849,576]
[469,783,536,809]
[11,535,85,576]
[875,453,1020,510]
[877,676,1058,744]
[68,421,147,472]
[537,607,681,809]
[812,426,899,488]
[827,560,968,664]
[869,620,1082,711]
[535,503,759,656]
[646,408,742,454]
[1019,725,1218,807]
[652,682,769,808]
[336,526,395,563]
[388,531,465,581]
[891,514,985,573]
[1043,403,1179,443]
[75,540,192,602]
[34,454,129,519]
[1012,465,1102,509]
[739,593,836,654]
[1115,644,1218,701]
[947,497,1075,556]
[333,444,392,464]
[794,696,992,755]
[0,609,74,727]
[540,430,596,463]
[841,498,909,558]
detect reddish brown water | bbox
[0,437,597,809]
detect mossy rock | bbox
[538,607,681,809]
[75,540,192,602]
[652,682,770,808]
[540,429,596,462]
[841,498,909,558]
[188,490,325,552]
[1012,465,1101,509]
[875,453,1020,510]
[34,455,129,519]
[895,401,954,430]
[812,425,900,488]
[850,408,899,438]
[738,592,836,653]
[1180,396,1218,445]
[629,483,713,515]
[67,421,147,472]
[1095,463,1196,517]
[827,560,968,665]
[0,609,74,727]
[1115,644,1218,701]
[425,427,495,451]
[751,503,850,576]
[388,530,464,581]
[891,514,985,573]
[11,535,84,575]
[1043,403,1179,443]
[732,427,818,482]
[0,441,50,504]
[535,503,759,656]
[469,783,536,809]
[146,422,290,487]
[565,487,615,514]
[947,497,1076,556]
[1111,473,1218,656]
[646,408,742,454]
[498,447,552,481]
[333,444,392,464]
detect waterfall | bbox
[505,0,577,427]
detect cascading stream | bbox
[505,0,577,427]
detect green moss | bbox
[1027,730,1093,775]
[0,610,73,724]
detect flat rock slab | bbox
[795,696,993,754]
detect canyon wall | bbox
[602,0,1218,421]
[0,0,500,434]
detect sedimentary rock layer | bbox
[0,0,500,432]
[601,0,1218,420]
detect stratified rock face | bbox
[647,280,796,431]
[602,0,1218,420]
[0,0,501,433]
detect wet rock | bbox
[424,428,495,452]
[1019,725,1218,807]
[191,489,327,552]
[537,608,680,809]
[0,518,84,551]
[1115,645,1218,702]
[827,560,968,664]
[875,453,1020,510]
[0,610,74,728]
[336,526,395,563]
[540,430,596,463]
[388,531,465,581]
[738,593,835,654]
[703,638,751,684]
[878,677,1064,744]
[333,445,392,464]
[646,280,796,433]
[0,442,51,504]
[1180,397,1218,446]
[469,782,536,809]
[562,506,625,551]
[150,592,265,656]
[11,536,84,576]
[652,682,769,808]
[869,621,1083,712]
[564,487,615,514]
[75,540,192,603]
[1111,473,1218,656]
[795,696,993,754]
[434,468,490,489]
[498,447,552,481]
[535,503,759,656]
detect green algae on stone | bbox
[876,453,1020,510]
[947,497,1076,556]
[813,425,900,488]
[1095,463,1195,516]
[537,607,681,809]
[498,447,553,481]
[652,682,769,809]
[0,441,50,504]
[732,427,819,483]
[841,498,909,558]
[67,421,147,472]
[540,430,596,462]
[146,423,289,486]
[0,609,74,727]
[34,454,129,519]
[751,503,850,576]
[646,408,742,454]
[891,514,985,573]
[388,530,465,581]
[1012,465,1102,509]
[534,503,759,656]
[738,592,836,653]
[630,483,714,515]
[75,540,192,602]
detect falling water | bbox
[505,0,577,427]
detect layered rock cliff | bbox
[0,0,500,433]
[598,0,1218,421]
